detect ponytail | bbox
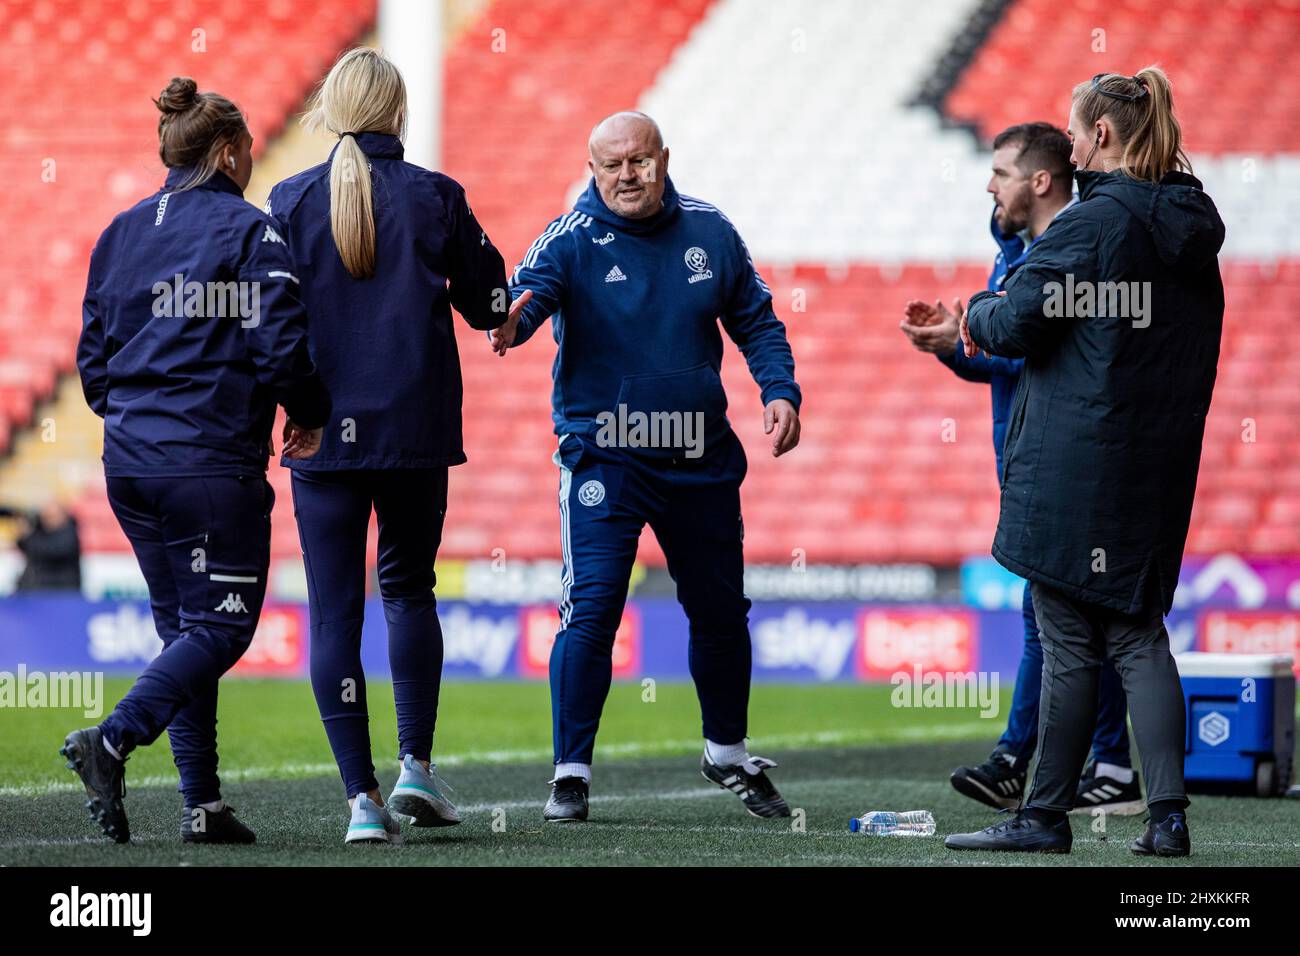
[1071,65,1191,183]
[329,132,377,278]
[303,48,407,279]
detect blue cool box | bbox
[1176,653,1296,797]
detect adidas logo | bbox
[604,265,627,283]
[213,593,249,613]
[262,225,285,246]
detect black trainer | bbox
[181,804,256,844]
[1072,764,1145,816]
[60,727,129,844]
[1130,813,1191,858]
[944,809,1072,853]
[700,753,791,818]
[543,776,589,822]
[949,750,1025,810]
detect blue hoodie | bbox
[935,210,1034,478]
[508,176,800,457]
[78,167,329,478]
[266,132,507,470]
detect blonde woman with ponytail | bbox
[266,48,529,845]
[949,66,1225,858]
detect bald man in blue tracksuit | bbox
[499,112,801,822]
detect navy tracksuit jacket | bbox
[267,132,508,796]
[78,166,329,805]
[937,206,1128,769]
[509,176,800,765]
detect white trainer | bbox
[344,792,403,845]
[386,754,461,827]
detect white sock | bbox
[705,739,749,767]
[197,799,225,813]
[552,762,591,783]
[1095,762,1134,784]
[101,735,123,761]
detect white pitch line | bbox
[0,722,992,798]
[5,778,1297,854]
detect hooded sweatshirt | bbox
[966,169,1225,614]
[508,176,800,458]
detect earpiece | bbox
[227,155,236,169]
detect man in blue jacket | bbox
[495,111,802,822]
[900,123,1139,815]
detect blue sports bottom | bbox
[552,432,753,766]
[100,475,273,806]
[291,468,448,798]
[997,583,1132,767]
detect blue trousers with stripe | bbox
[100,475,272,806]
[291,468,448,798]
[552,432,752,766]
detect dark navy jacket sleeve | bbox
[507,215,573,347]
[445,183,508,331]
[719,226,801,410]
[967,210,1101,359]
[233,217,330,429]
[77,234,110,418]
[937,347,1024,382]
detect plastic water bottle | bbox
[849,810,936,836]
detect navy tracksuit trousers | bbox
[291,468,448,798]
[552,431,752,766]
[100,475,273,806]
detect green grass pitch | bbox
[2,679,1296,866]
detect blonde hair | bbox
[155,77,247,191]
[304,49,407,279]
[1072,66,1191,184]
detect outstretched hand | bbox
[491,289,534,356]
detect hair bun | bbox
[156,77,200,116]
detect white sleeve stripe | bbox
[267,270,299,283]
[519,214,570,268]
[516,212,572,277]
[513,211,588,282]
[521,211,580,271]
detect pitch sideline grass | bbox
[2,681,1296,867]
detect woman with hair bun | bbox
[64,77,330,845]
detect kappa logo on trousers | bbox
[213,592,249,613]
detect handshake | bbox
[488,289,534,356]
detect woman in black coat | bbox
[948,67,1225,858]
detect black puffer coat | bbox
[966,168,1225,614]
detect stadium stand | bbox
[0,0,377,549]
[1,0,1297,582]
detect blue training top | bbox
[508,175,800,458]
[266,132,508,470]
[78,166,329,478]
